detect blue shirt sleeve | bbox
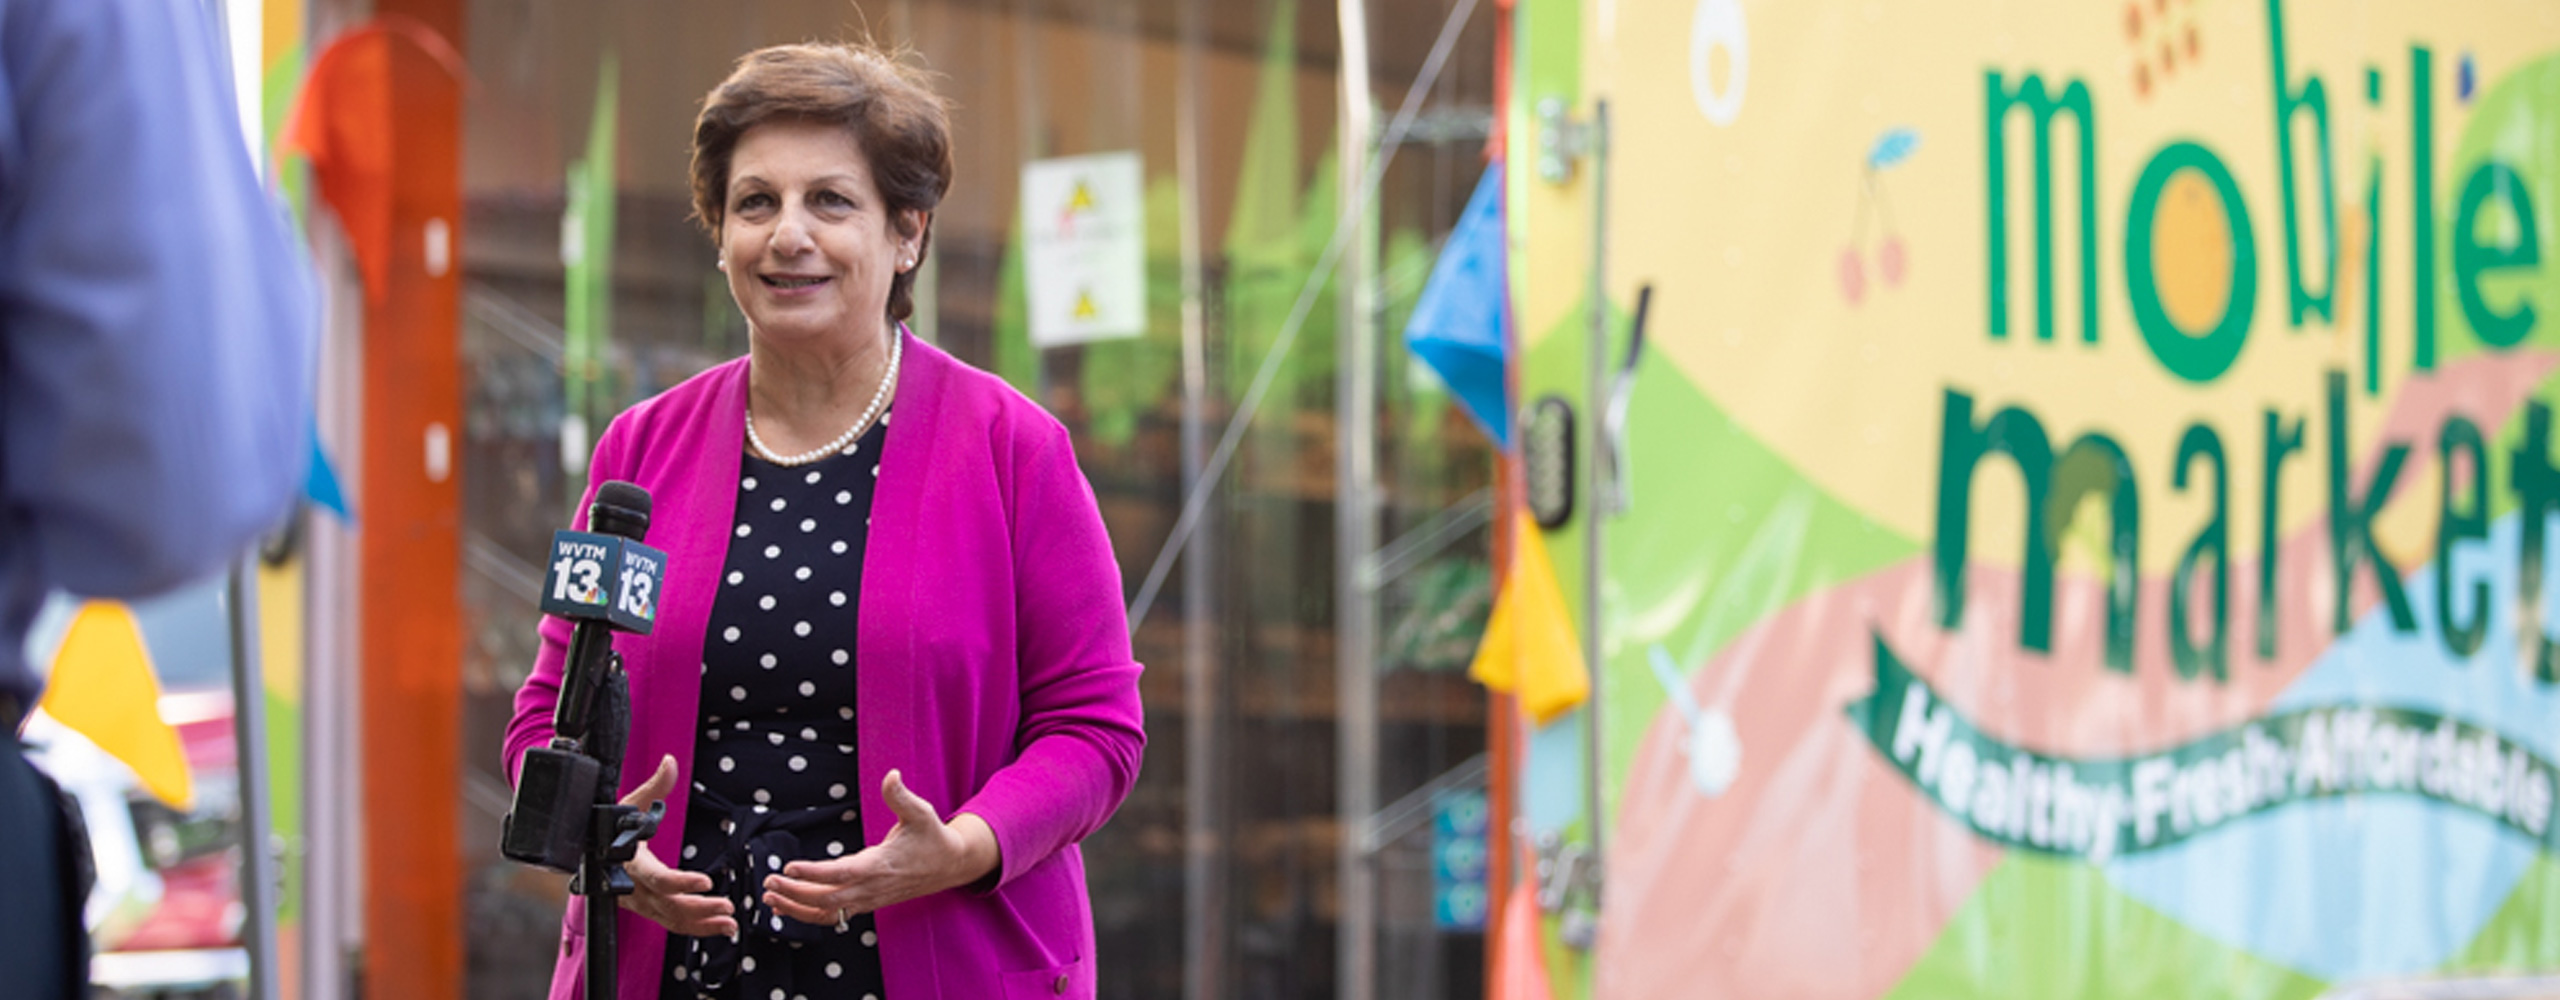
[0,0,316,600]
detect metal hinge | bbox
[1531,831,1603,950]
[1535,98,1597,185]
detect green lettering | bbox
[2453,162,2542,348]
[2512,403,2560,682]
[1985,71,2099,344]
[2364,68,2384,396]
[2413,46,2438,370]
[2266,0,2338,326]
[2328,370,2417,633]
[2261,409,2305,659]
[1935,388,2057,652]
[2172,424,2231,682]
[2126,141,2258,383]
[2053,433,2142,672]
[2438,417,2489,658]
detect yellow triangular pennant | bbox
[39,601,193,810]
[1468,512,1590,724]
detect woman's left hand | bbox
[760,769,1002,922]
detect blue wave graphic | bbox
[2099,511,2560,981]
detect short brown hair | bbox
[691,42,954,322]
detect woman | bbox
[505,41,1145,1000]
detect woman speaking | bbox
[505,40,1146,1000]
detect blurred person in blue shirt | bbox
[0,0,315,995]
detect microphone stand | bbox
[568,651,657,1000]
[503,484,664,1000]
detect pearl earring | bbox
[716,257,727,272]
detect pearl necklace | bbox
[744,335,902,466]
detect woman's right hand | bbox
[615,755,738,938]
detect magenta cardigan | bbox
[505,330,1146,999]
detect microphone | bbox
[549,481,662,743]
[503,480,667,874]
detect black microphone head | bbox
[590,480,652,540]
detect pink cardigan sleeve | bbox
[503,423,624,787]
[955,419,1148,888]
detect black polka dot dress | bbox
[660,413,891,1000]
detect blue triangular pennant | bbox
[1403,163,1512,447]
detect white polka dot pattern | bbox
[667,412,889,997]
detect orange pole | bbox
[359,0,464,996]
[1485,0,1518,991]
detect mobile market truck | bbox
[1489,1,2560,996]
